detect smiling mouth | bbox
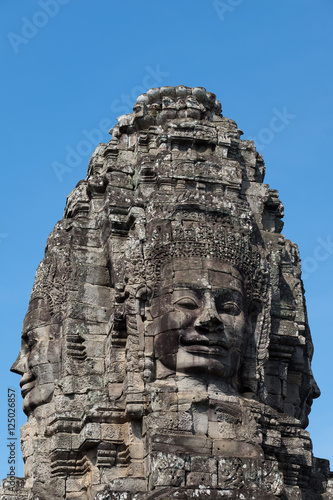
[21,382,35,398]
[180,334,229,356]
[181,344,228,356]
[20,372,36,398]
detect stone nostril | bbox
[195,310,223,331]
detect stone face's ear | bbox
[246,299,262,338]
[135,286,152,320]
[240,299,264,398]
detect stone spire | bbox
[7,86,333,499]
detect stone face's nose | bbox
[194,293,223,333]
[11,349,27,376]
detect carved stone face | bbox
[11,298,60,415]
[151,258,249,383]
[299,351,321,428]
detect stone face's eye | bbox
[174,297,199,310]
[219,301,241,315]
[216,298,241,316]
[23,332,37,349]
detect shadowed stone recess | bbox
[5,86,333,499]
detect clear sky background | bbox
[1,0,332,479]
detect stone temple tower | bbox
[3,86,333,499]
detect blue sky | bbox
[1,0,333,478]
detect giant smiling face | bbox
[11,297,60,415]
[150,258,249,384]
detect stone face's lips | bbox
[21,381,35,398]
[181,344,228,356]
[20,371,36,398]
[181,333,229,351]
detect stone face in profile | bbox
[11,308,61,415]
[8,86,332,500]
